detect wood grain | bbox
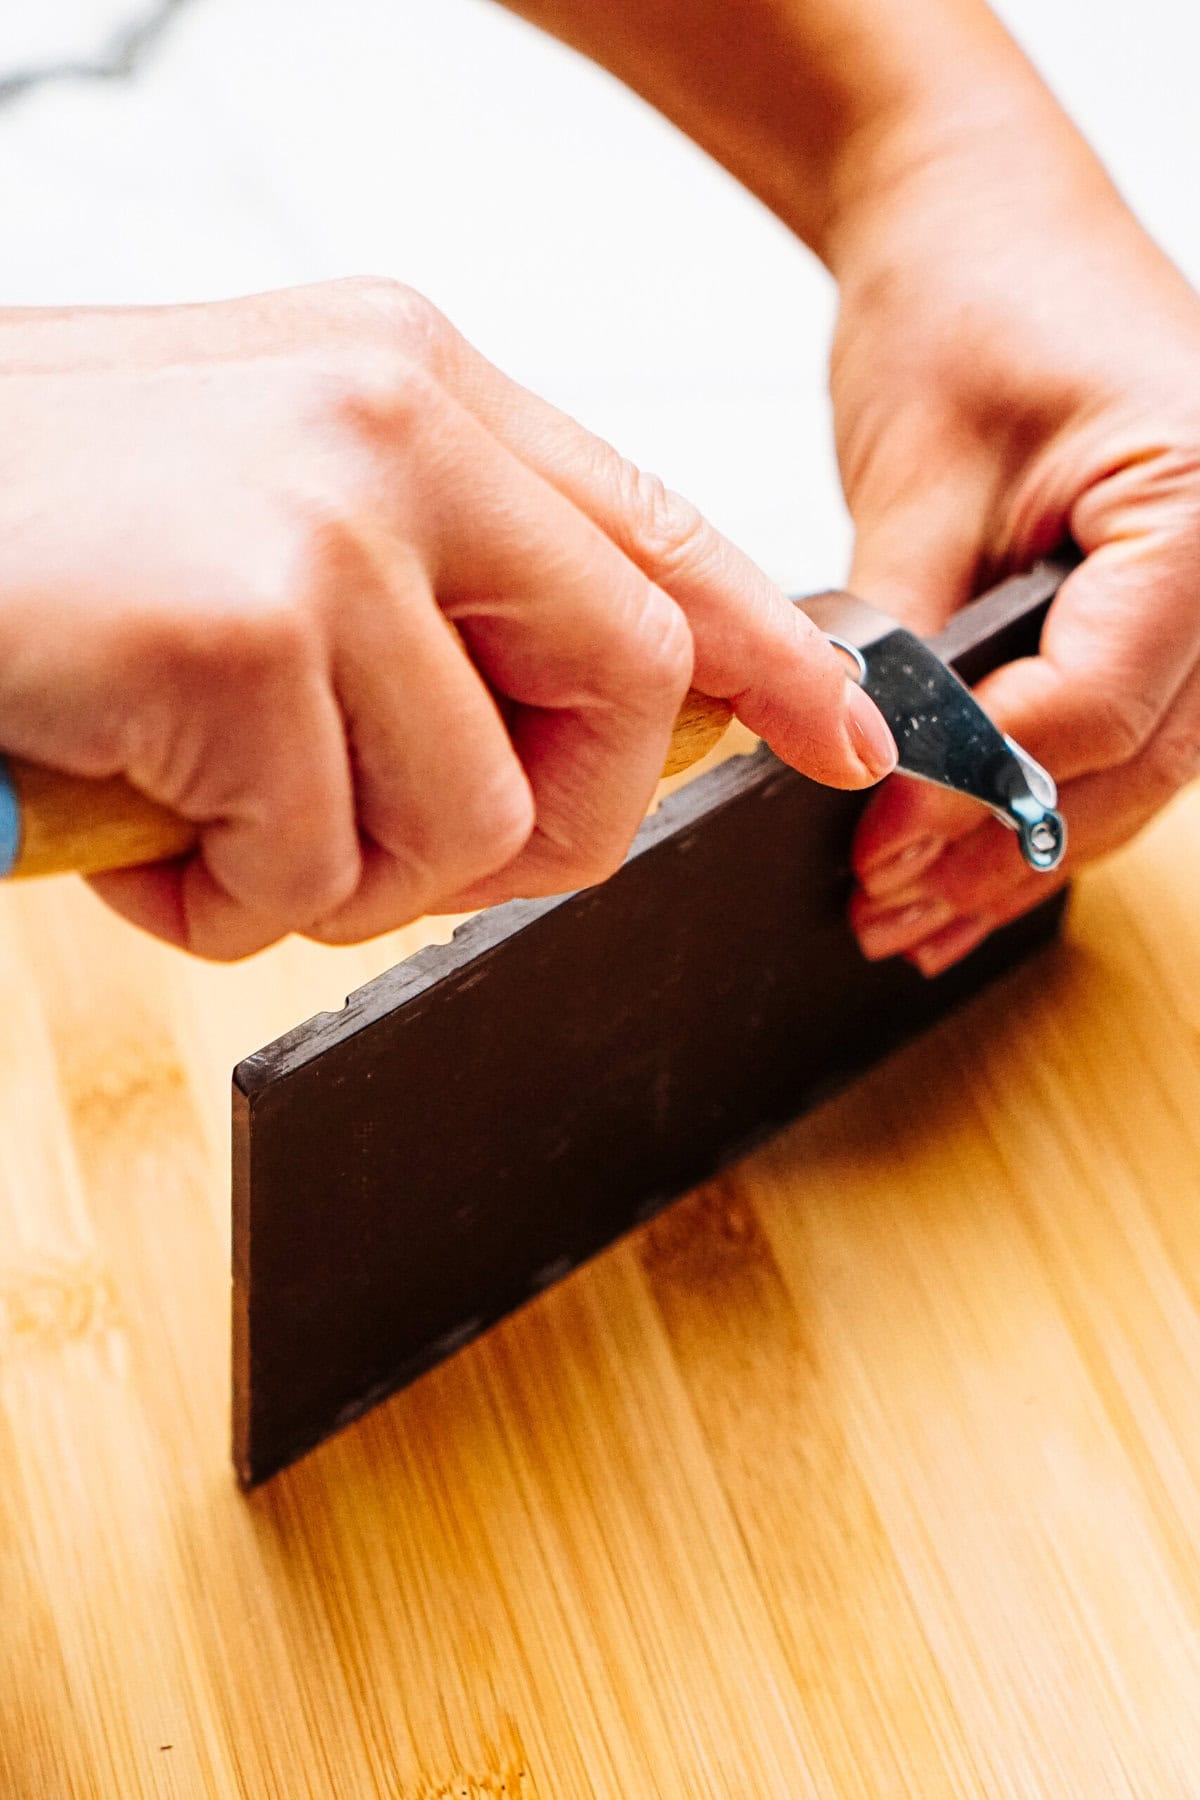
[5,789,1200,1795]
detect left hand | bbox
[827,111,1200,975]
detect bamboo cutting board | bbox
[5,792,1200,1797]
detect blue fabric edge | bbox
[0,757,21,877]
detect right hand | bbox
[0,278,895,959]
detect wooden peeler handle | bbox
[0,688,734,881]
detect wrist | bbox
[820,66,1116,282]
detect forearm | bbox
[498,0,1111,266]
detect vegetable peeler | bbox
[0,579,1064,881]
[803,592,1066,871]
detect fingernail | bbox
[844,681,898,781]
[910,915,992,978]
[859,835,944,899]
[855,896,956,960]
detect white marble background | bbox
[1,0,1197,592]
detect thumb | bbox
[851,525,1198,887]
[847,479,992,637]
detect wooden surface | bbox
[2,6,1197,1794]
[4,786,1200,1796]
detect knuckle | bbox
[468,769,536,874]
[540,817,630,893]
[216,579,317,686]
[621,463,711,577]
[208,940,266,965]
[1145,725,1200,799]
[572,843,629,890]
[372,769,534,903]
[275,843,360,926]
[139,578,317,703]
[308,843,362,918]
[1086,684,1161,766]
[234,584,315,672]
[384,847,442,920]
[323,277,460,406]
[632,588,694,697]
[317,342,445,449]
[587,842,630,886]
[279,290,450,449]
[333,275,452,359]
[576,558,693,717]
[185,920,276,965]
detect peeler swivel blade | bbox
[802,592,1066,873]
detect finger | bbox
[404,398,697,895]
[897,660,1200,922]
[435,702,675,908]
[852,843,1071,975]
[91,654,361,960]
[298,550,534,943]
[957,529,1200,781]
[854,647,1200,971]
[903,872,1070,980]
[847,471,993,636]
[850,813,1056,963]
[423,325,895,789]
[852,773,983,899]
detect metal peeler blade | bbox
[802,592,1066,872]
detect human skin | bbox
[507,0,1200,973]
[0,283,895,960]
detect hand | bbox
[0,279,895,959]
[827,113,1200,975]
